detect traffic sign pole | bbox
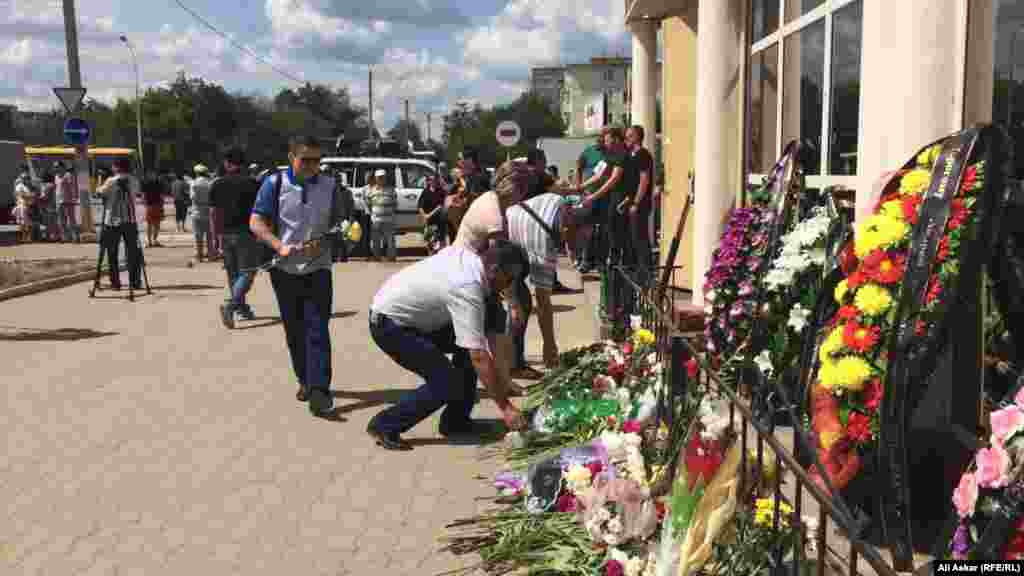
[61,0,93,235]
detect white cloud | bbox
[1,38,33,67]
[265,0,390,52]
[461,0,628,68]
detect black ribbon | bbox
[879,127,981,571]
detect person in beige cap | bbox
[189,164,213,261]
[366,168,397,261]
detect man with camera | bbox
[95,157,142,290]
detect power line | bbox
[169,0,305,85]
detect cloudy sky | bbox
[2,0,633,139]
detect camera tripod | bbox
[88,177,152,301]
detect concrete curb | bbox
[0,264,126,303]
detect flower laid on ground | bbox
[948,388,1024,560]
[810,135,986,492]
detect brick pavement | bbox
[0,236,598,575]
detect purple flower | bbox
[952,523,970,558]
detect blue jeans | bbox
[368,312,477,435]
[222,232,255,309]
[269,269,333,392]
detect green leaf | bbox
[839,405,851,427]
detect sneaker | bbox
[237,305,256,321]
[308,387,334,418]
[552,281,574,294]
[219,303,236,329]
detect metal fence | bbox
[607,264,901,576]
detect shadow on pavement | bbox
[331,388,409,415]
[233,310,357,331]
[551,304,576,313]
[152,283,222,291]
[0,327,119,342]
[406,419,507,448]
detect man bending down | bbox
[366,240,527,451]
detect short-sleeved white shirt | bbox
[371,246,491,352]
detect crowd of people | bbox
[11,126,658,451]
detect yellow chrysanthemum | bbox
[854,214,909,258]
[854,283,893,317]
[820,427,842,450]
[819,325,845,363]
[880,200,905,222]
[917,145,942,168]
[899,168,932,196]
[819,358,842,391]
[834,279,849,304]
[633,328,656,347]
[754,498,793,527]
[834,356,872,391]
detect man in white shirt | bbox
[366,240,527,450]
[189,165,213,262]
[95,157,141,290]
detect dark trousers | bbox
[626,210,652,286]
[369,313,477,435]
[269,269,333,392]
[222,232,256,309]
[512,279,533,369]
[101,223,140,288]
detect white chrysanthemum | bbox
[603,532,622,546]
[787,303,811,332]
[754,349,773,376]
[623,432,643,449]
[596,507,612,523]
[601,431,627,460]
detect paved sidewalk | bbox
[0,245,597,575]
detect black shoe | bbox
[366,418,412,451]
[439,419,503,444]
[219,303,236,329]
[308,387,334,417]
[295,382,308,402]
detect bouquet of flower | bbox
[702,498,813,576]
[808,139,986,490]
[505,330,665,463]
[948,388,1024,560]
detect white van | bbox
[319,156,436,235]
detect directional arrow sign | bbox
[53,87,87,114]
[63,117,91,146]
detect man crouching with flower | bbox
[366,240,528,450]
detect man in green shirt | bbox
[574,127,627,270]
[573,128,608,273]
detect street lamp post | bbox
[119,35,144,175]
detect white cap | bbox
[374,169,386,177]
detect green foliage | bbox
[442,92,566,167]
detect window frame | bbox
[747,0,861,190]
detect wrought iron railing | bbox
[608,265,902,576]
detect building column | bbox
[630,19,658,152]
[856,0,971,214]
[691,0,744,305]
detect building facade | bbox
[532,58,662,137]
[530,67,566,115]
[626,0,1024,299]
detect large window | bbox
[748,0,862,190]
[993,0,1024,179]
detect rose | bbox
[557,492,580,513]
[606,559,625,576]
[976,443,1012,488]
[622,420,643,434]
[687,358,699,379]
[952,471,978,519]
[991,405,1024,444]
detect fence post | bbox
[663,335,688,430]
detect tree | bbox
[386,118,422,147]
[442,93,565,167]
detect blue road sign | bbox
[63,117,90,146]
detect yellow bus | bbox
[24,146,137,192]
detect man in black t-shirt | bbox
[418,175,446,254]
[210,146,261,328]
[622,125,656,283]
